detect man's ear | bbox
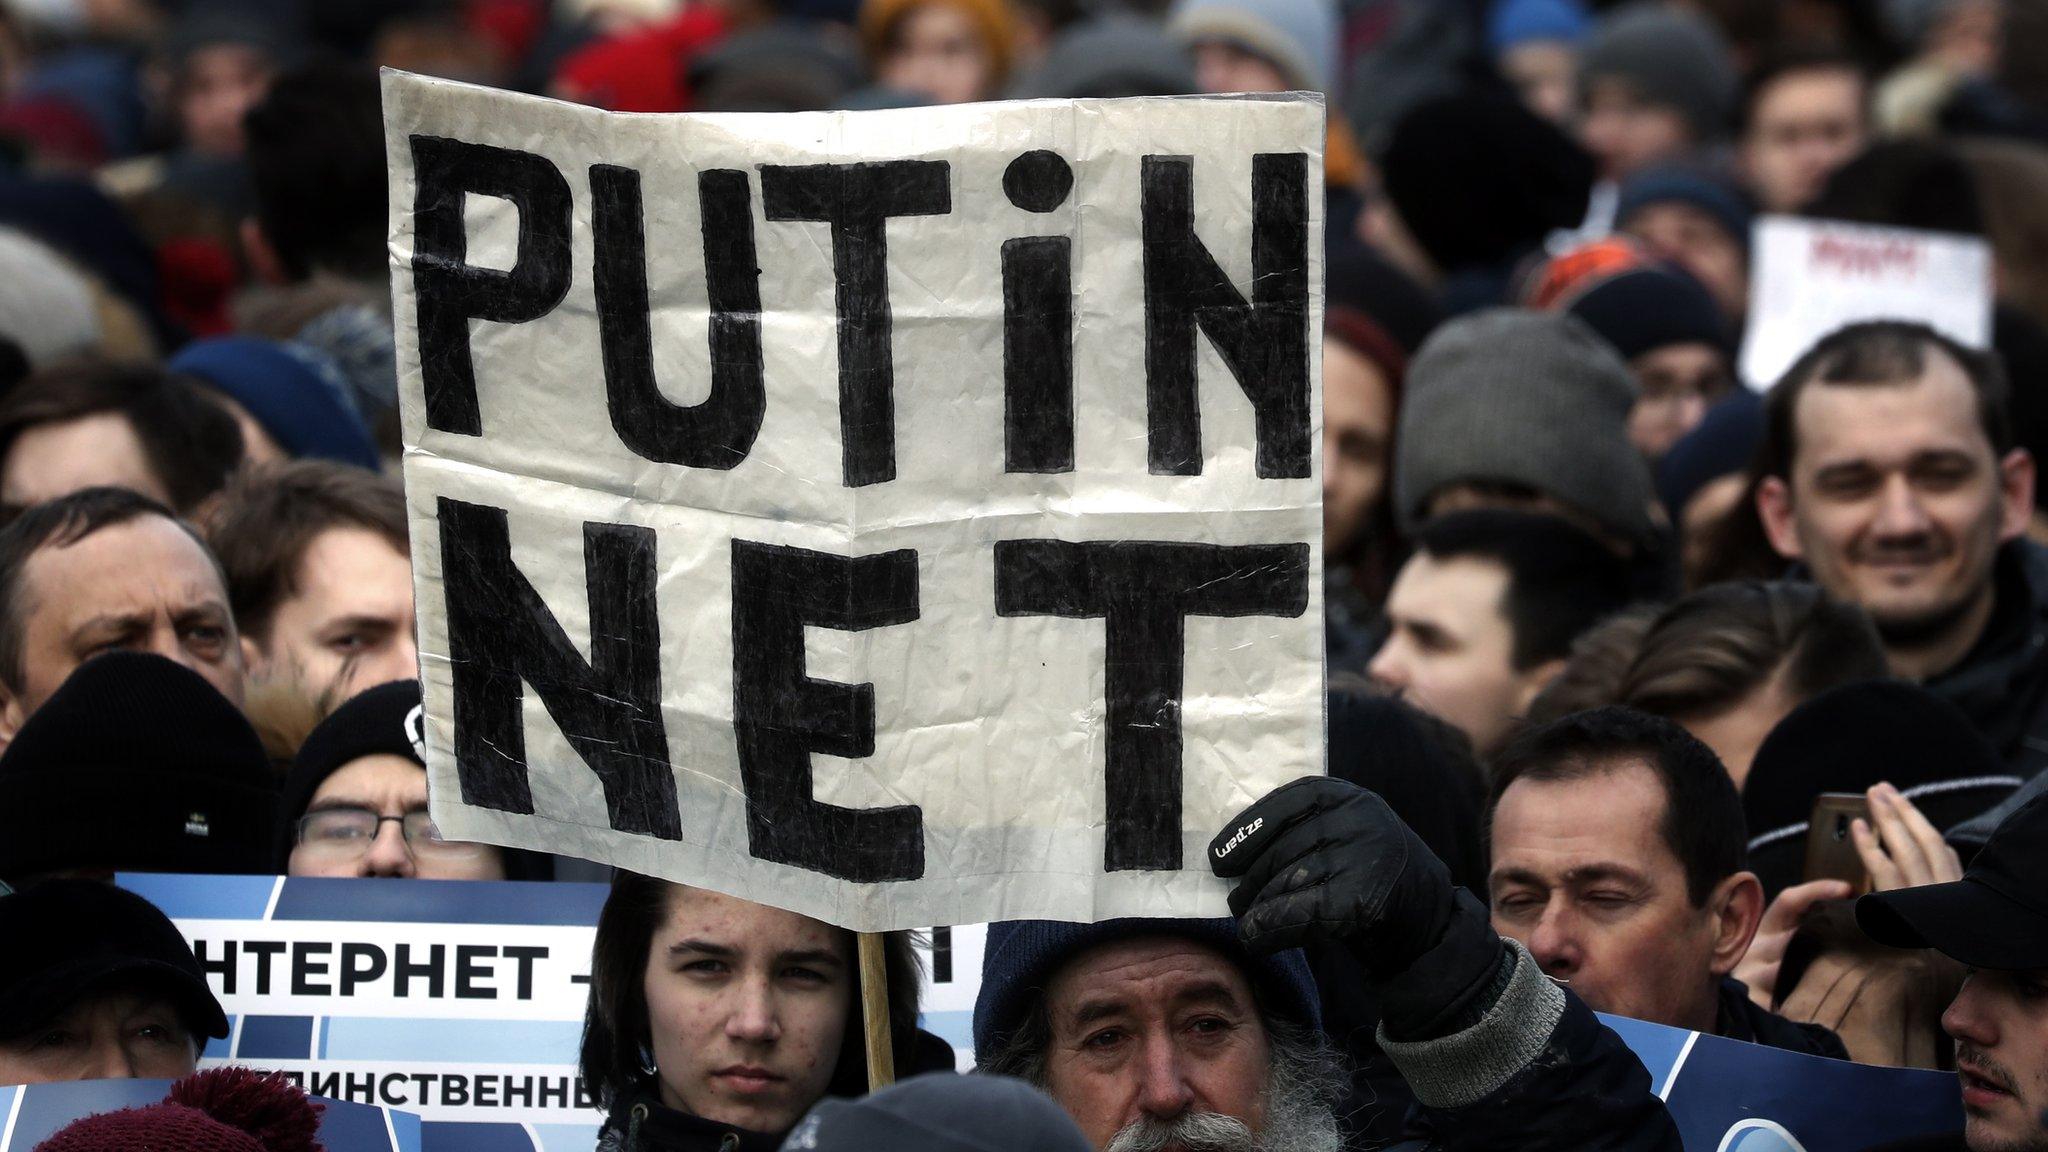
[1755,475,1803,561]
[0,681,25,753]
[240,218,290,286]
[1708,871,1767,978]
[1999,448,2036,543]
[1514,657,1568,716]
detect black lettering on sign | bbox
[760,160,951,487]
[730,540,924,882]
[1001,237,1074,474]
[994,540,1310,870]
[437,497,680,839]
[1140,153,1310,478]
[409,136,573,436]
[1001,152,1075,474]
[591,164,765,468]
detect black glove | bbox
[1209,776,1458,981]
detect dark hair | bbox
[1619,581,1888,720]
[1524,603,1664,725]
[1806,139,1985,236]
[1738,44,1868,138]
[577,873,924,1113]
[203,461,407,644]
[244,62,388,282]
[0,487,214,691]
[1491,706,1747,906]
[1755,320,2012,484]
[0,362,244,515]
[1410,510,1635,671]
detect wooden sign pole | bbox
[858,932,896,1091]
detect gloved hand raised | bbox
[1209,776,1458,980]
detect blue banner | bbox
[1601,1014,1965,1150]
[119,874,607,1152]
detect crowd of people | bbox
[0,0,2045,1149]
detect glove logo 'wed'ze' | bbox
[1214,816,1263,861]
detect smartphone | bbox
[1804,792,1871,891]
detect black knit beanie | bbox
[278,679,551,880]
[0,652,276,882]
[1744,680,2025,897]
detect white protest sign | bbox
[385,73,1328,933]
[1740,215,1993,390]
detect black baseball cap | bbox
[1858,790,2048,971]
[0,880,229,1039]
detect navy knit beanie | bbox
[170,336,381,470]
[1565,263,1729,361]
[971,917,1322,1059]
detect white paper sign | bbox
[384,72,1327,933]
[1740,215,1993,390]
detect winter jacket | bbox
[1929,540,2048,838]
[594,1085,786,1152]
[1385,941,1684,1151]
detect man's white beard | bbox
[1105,1111,1258,1152]
[1100,1037,1346,1152]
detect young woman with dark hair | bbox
[580,873,950,1152]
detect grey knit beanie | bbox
[1577,3,1736,141]
[1169,0,1337,92]
[1394,309,1655,545]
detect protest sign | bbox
[121,874,605,1152]
[0,1077,420,1151]
[1740,215,1993,390]
[384,72,1328,932]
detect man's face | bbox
[1322,337,1395,557]
[1624,203,1750,320]
[1,516,243,739]
[1370,553,1547,756]
[0,987,199,1084]
[642,886,852,1135]
[1944,968,2048,1152]
[288,754,504,881]
[1739,67,1867,214]
[254,526,417,699]
[1580,79,1694,181]
[1758,360,2032,654]
[1489,761,1735,1033]
[1040,936,1273,1152]
[1629,342,1735,460]
[1,414,172,510]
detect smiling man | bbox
[1860,791,2048,1151]
[1754,322,2047,779]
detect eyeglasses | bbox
[294,807,486,858]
